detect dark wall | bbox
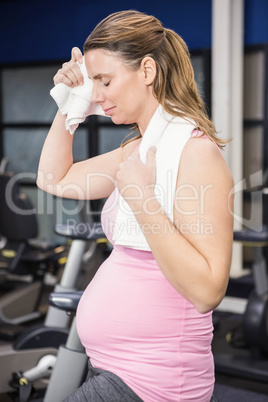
[0,0,212,63]
[0,0,268,64]
[244,0,268,45]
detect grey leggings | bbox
[63,360,218,401]
[63,360,143,401]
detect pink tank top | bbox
[76,186,215,401]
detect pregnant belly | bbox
[76,246,183,355]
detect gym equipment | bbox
[0,171,65,328]
[13,222,107,401]
[214,224,268,382]
[5,221,107,400]
[44,290,86,402]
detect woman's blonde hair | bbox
[84,10,225,149]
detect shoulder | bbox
[179,137,234,188]
[183,136,221,160]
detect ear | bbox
[140,57,156,86]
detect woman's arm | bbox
[116,138,234,313]
[36,47,124,200]
[36,109,123,200]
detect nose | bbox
[91,83,104,104]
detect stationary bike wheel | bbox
[243,291,268,355]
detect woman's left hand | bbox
[116,147,157,208]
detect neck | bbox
[138,98,160,136]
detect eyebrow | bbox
[92,73,110,80]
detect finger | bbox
[71,47,83,64]
[54,66,78,87]
[67,61,84,86]
[146,146,157,165]
[60,61,83,86]
[115,171,121,186]
[53,72,74,87]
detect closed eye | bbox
[104,81,110,87]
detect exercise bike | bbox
[0,170,106,396]
[0,171,65,330]
[6,221,108,401]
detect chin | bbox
[111,114,135,126]
[111,116,127,125]
[110,116,120,125]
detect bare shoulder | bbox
[180,137,234,188]
[182,136,224,163]
[122,138,142,161]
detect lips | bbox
[103,107,115,116]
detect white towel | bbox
[50,58,105,134]
[113,105,196,251]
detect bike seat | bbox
[54,222,105,241]
[49,291,83,313]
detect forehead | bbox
[84,49,125,77]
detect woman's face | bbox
[84,49,156,132]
